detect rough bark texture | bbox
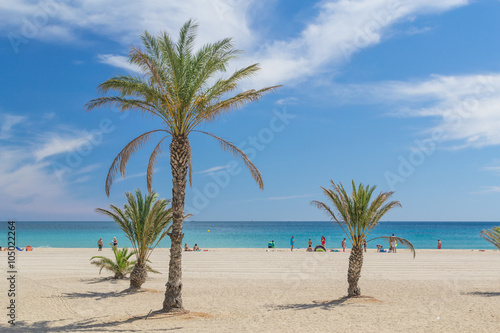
[347,245,364,297]
[129,263,147,289]
[163,136,189,312]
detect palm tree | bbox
[96,189,172,289]
[86,20,280,311]
[480,226,500,249]
[311,180,415,297]
[91,245,135,279]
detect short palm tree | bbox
[96,189,172,289]
[91,245,135,279]
[311,180,415,297]
[86,20,280,311]
[480,226,500,249]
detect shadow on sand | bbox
[81,277,123,285]
[272,295,382,311]
[13,316,183,332]
[464,291,500,297]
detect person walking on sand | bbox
[290,236,295,251]
[113,237,117,249]
[342,238,347,252]
[321,236,326,247]
[363,240,367,253]
[97,238,103,251]
[437,239,442,249]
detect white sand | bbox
[1,248,499,332]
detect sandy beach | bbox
[1,248,499,332]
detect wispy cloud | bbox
[34,130,97,161]
[334,73,500,149]
[97,54,141,74]
[472,186,500,194]
[196,165,228,174]
[275,97,298,106]
[115,171,150,182]
[0,145,98,219]
[268,194,312,201]
[0,113,26,139]
[75,163,101,175]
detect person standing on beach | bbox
[308,239,312,248]
[97,238,103,251]
[437,239,442,249]
[342,238,347,252]
[363,240,367,252]
[390,234,397,253]
[290,236,295,251]
[113,237,117,249]
[321,236,326,247]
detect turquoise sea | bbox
[2,221,499,250]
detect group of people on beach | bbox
[184,243,201,251]
[287,236,366,252]
[96,237,117,251]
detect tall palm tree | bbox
[96,189,172,289]
[311,180,415,297]
[480,226,500,249]
[86,20,280,311]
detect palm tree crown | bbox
[95,189,172,266]
[311,180,402,247]
[86,19,279,195]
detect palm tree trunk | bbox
[163,136,189,312]
[347,244,364,297]
[130,262,147,289]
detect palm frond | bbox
[104,130,165,196]
[147,136,169,194]
[480,226,500,250]
[196,130,263,189]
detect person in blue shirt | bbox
[290,236,295,251]
[268,240,275,248]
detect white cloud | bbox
[97,54,141,74]
[275,97,299,106]
[0,0,256,48]
[0,145,98,219]
[0,1,468,86]
[472,186,500,194]
[334,73,500,149]
[245,0,469,87]
[34,131,97,161]
[0,113,26,139]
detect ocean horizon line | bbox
[6,220,500,223]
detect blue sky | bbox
[2,0,500,221]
